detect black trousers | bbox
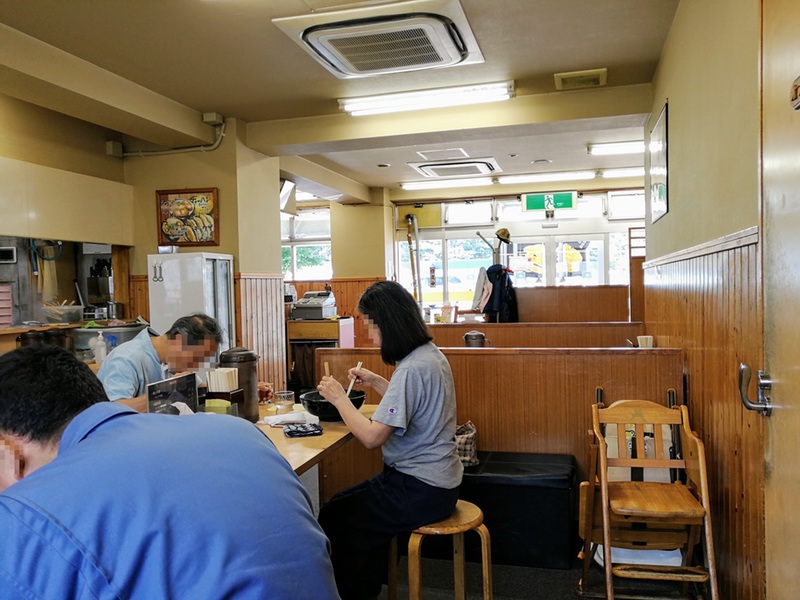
[318,465,459,600]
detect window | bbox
[282,209,332,280]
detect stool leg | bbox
[387,536,397,600]
[475,524,493,600]
[453,531,466,600]
[407,532,425,600]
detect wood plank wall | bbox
[128,275,149,322]
[288,278,383,347]
[644,242,764,600]
[316,347,683,500]
[234,274,286,390]
[428,322,643,348]
[515,285,630,322]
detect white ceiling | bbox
[0,0,679,196]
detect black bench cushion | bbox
[463,451,575,489]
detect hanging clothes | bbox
[483,264,518,323]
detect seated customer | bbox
[97,313,222,412]
[0,345,339,600]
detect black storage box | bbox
[460,451,577,570]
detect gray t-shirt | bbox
[371,342,463,489]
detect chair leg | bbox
[703,514,720,600]
[407,532,425,600]
[387,535,397,600]
[475,523,493,600]
[453,531,466,600]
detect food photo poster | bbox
[157,188,219,246]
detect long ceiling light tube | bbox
[497,171,596,185]
[339,81,515,116]
[587,141,645,156]
[601,167,646,178]
[400,177,493,191]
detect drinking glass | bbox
[274,390,295,414]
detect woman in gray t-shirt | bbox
[317,280,463,600]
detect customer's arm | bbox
[96,359,149,413]
[317,376,393,449]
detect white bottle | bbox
[90,331,107,365]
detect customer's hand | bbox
[257,381,274,403]
[317,375,347,405]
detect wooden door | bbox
[762,1,800,596]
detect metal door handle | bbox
[738,363,772,416]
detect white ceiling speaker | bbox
[273,0,484,78]
[409,157,501,178]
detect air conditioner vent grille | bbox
[410,157,501,178]
[327,28,445,71]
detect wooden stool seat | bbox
[413,500,484,535]
[388,499,493,600]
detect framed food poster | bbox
[156,188,219,246]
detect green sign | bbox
[522,192,576,211]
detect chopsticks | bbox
[345,361,363,397]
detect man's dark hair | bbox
[357,281,432,365]
[166,313,224,345]
[0,345,108,443]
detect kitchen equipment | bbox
[71,324,147,354]
[147,252,234,349]
[218,347,259,422]
[106,301,122,319]
[300,390,366,422]
[43,329,67,348]
[42,305,84,324]
[290,291,336,320]
[16,330,44,347]
[463,330,488,347]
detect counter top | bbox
[256,403,375,475]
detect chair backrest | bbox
[592,400,685,473]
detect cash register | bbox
[290,291,337,320]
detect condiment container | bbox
[218,347,259,422]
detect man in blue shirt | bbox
[97,313,222,412]
[0,345,340,599]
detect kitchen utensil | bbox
[300,390,366,422]
[345,361,363,397]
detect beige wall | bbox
[330,200,392,278]
[234,126,282,274]
[124,121,240,274]
[647,0,760,258]
[0,93,124,182]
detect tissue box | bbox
[42,305,83,323]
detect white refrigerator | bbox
[147,252,235,350]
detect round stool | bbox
[388,499,492,600]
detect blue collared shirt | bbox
[97,328,166,400]
[0,403,340,599]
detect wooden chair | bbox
[578,400,718,600]
[388,499,492,600]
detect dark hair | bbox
[0,345,108,443]
[166,313,224,345]
[357,281,432,365]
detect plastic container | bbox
[42,305,83,324]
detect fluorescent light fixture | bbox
[339,81,515,116]
[602,167,646,178]
[400,177,493,191]
[294,191,318,201]
[497,171,596,185]
[587,141,645,156]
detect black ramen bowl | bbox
[300,390,366,422]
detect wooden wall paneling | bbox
[235,274,286,391]
[110,246,131,318]
[629,256,645,322]
[428,322,643,348]
[316,347,683,488]
[515,285,630,322]
[643,241,763,600]
[128,275,149,323]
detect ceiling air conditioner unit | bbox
[273,0,484,78]
[410,158,501,178]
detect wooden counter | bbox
[256,403,375,475]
